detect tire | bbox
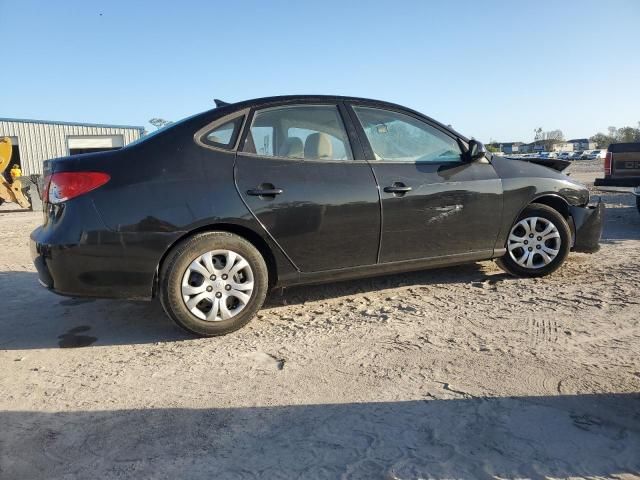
[636,195,640,215]
[496,203,571,278]
[160,232,268,336]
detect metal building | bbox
[0,118,145,175]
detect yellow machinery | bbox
[0,137,31,209]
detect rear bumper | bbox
[569,197,604,253]
[594,177,640,194]
[29,199,171,300]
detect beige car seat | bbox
[304,133,333,160]
[279,137,304,158]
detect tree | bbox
[149,118,172,130]
[591,123,640,148]
[590,132,614,149]
[534,127,543,142]
[617,126,640,143]
[533,128,564,151]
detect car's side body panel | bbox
[235,154,380,272]
[29,95,602,301]
[366,160,504,261]
[490,155,591,251]
[33,111,299,298]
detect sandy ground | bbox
[0,159,639,479]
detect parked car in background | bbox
[587,149,604,160]
[30,95,604,336]
[571,151,584,160]
[595,142,640,214]
[558,152,572,160]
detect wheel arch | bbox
[153,223,279,297]
[528,194,571,219]
[521,193,576,244]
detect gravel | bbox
[1,161,639,479]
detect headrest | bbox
[304,133,333,159]
[280,137,304,158]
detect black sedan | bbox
[31,95,604,336]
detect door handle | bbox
[246,188,283,197]
[383,184,412,194]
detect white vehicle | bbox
[587,149,604,160]
[558,152,572,160]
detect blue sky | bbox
[1,0,638,142]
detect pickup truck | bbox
[594,142,640,214]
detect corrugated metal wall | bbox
[0,119,143,175]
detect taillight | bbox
[42,174,51,203]
[48,172,110,204]
[604,152,612,176]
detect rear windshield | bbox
[609,143,640,153]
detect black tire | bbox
[636,195,640,215]
[496,203,571,278]
[160,232,268,337]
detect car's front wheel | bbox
[497,203,571,277]
[160,232,268,336]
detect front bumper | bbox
[569,197,604,253]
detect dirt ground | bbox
[1,159,639,479]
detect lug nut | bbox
[210,275,216,281]
[225,285,231,291]
[537,236,542,241]
[528,247,533,251]
[221,274,228,280]
[524,240,528,245]
[529,234,534,238]
[536,245,541,249]
[206,286,213,292]
[215,292,222,298]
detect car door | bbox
[234,102,380,272]
[348,103,503,263]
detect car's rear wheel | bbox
[160,232,268,336]
[497,203,571,277]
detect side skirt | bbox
[277,250,495,288]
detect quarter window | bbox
[353,106,462,163]
[243,105,353,160]
[203,116,244,148]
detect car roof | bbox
[212,95,468,141]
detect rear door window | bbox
[243,105,353,160]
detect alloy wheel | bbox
[181,249,254,321]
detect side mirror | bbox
[468,139,487,161]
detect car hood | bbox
[503,156,571,172]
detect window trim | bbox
[194,108,249,152]
[346,102,467,165]
[237,102,360,163]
